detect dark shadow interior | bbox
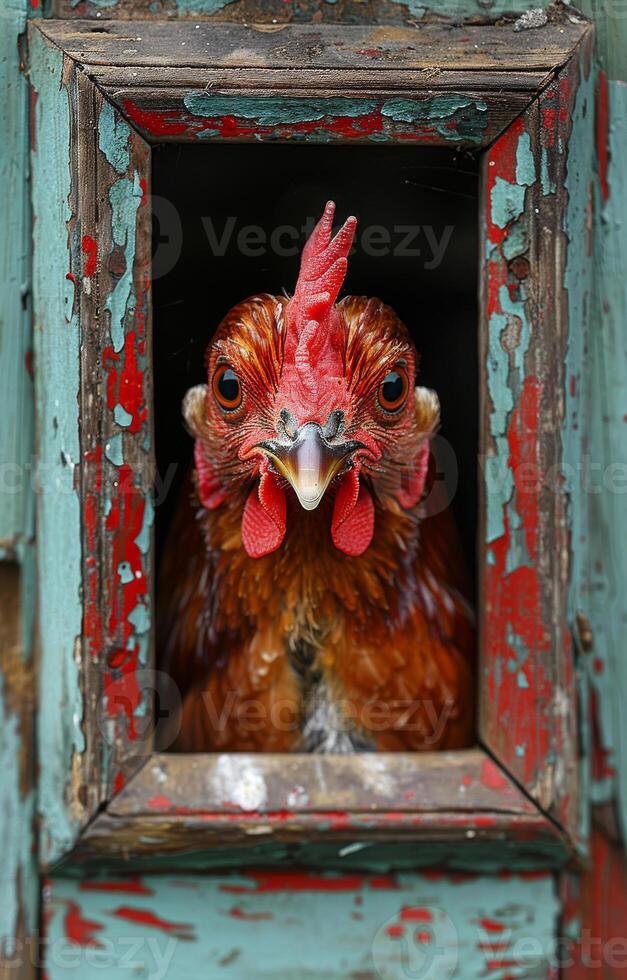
[153,143,479,599]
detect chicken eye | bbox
[378,368,409,414]
[213,365,242,412]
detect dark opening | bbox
[152,142,479,749]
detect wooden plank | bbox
[77,73,154,812]
[93,66,551,93]
[43,870,560,980]
[112,88,524,147]
[46,0,570,23]
[68,749,571,868]
[37,18,589,73]
[30,28,87,868]
[478,35,594,838]
[110,749,538,816]
[29,24,154,860]
[580,77,627,842]
[35,20,591,148]
[0,0,34,560]
[0,564,37,980]
[562,829,627,977]
[74,809,567,869]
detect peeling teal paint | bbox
[0,676,37,947]
[170,0,237,11]
[134,491,154,554]
[561,56,596,851]
[490,178,526,230]
[117,560,134,583]
[105,432,123,465]
[184,94,379,125]
[382,95,488,143]
[516,131,536,186]
[484,129,533,545]
[0,0,33,557]
[44,872,560,980]
[113,403,133,427]
[30,28,85,865]
[576,78,627,837]
[98,99,131,176]
[106,172,142,353]
[182,93,488,144]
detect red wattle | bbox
[331,468,375,557]
[241,468,287,559]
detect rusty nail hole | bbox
[508,256,530,280]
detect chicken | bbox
[158,201,474,753]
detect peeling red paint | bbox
[121,99,482,146]
[83,445,103,660]
[64,901,104,948]
[110,906,195,939]
[226,906,273,922]
[219,871,398,894]
[477,918,506,933]
[103,331,148,435]
[101,462,149,736]
[82,234,98,278]
[400,906,432,922]
[480,759,509,791]
[596,71,610,203]
[147,794,174,809]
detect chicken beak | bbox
[258,423,362,512]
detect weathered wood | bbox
[37,19,588,72]
[33,19,591,149]
[109,749,538,815]
[0,0,34,560]
[94,67,550,93]
[478,35,595,838]
[43,870,560,979]
[0,563,37,980]
[30,28,87,868]
[562,829,627,977]
[66,749,572,868]
[77,73,154,810]
[578,77,627,844]
[47,0,572,24]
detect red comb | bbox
[285,202,357,390]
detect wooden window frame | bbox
[29,16,594,871]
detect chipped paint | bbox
[98,98,131,176]
[0,0,34,557]
[561,44,596,850]
[106,173,143,353]
[124,93,490,145]
[44,872,559,979]
[30,27,85,864]
[0,675,37,950]
[481,67,582,831]
[579,78,627,838]
[52,0,560,22]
